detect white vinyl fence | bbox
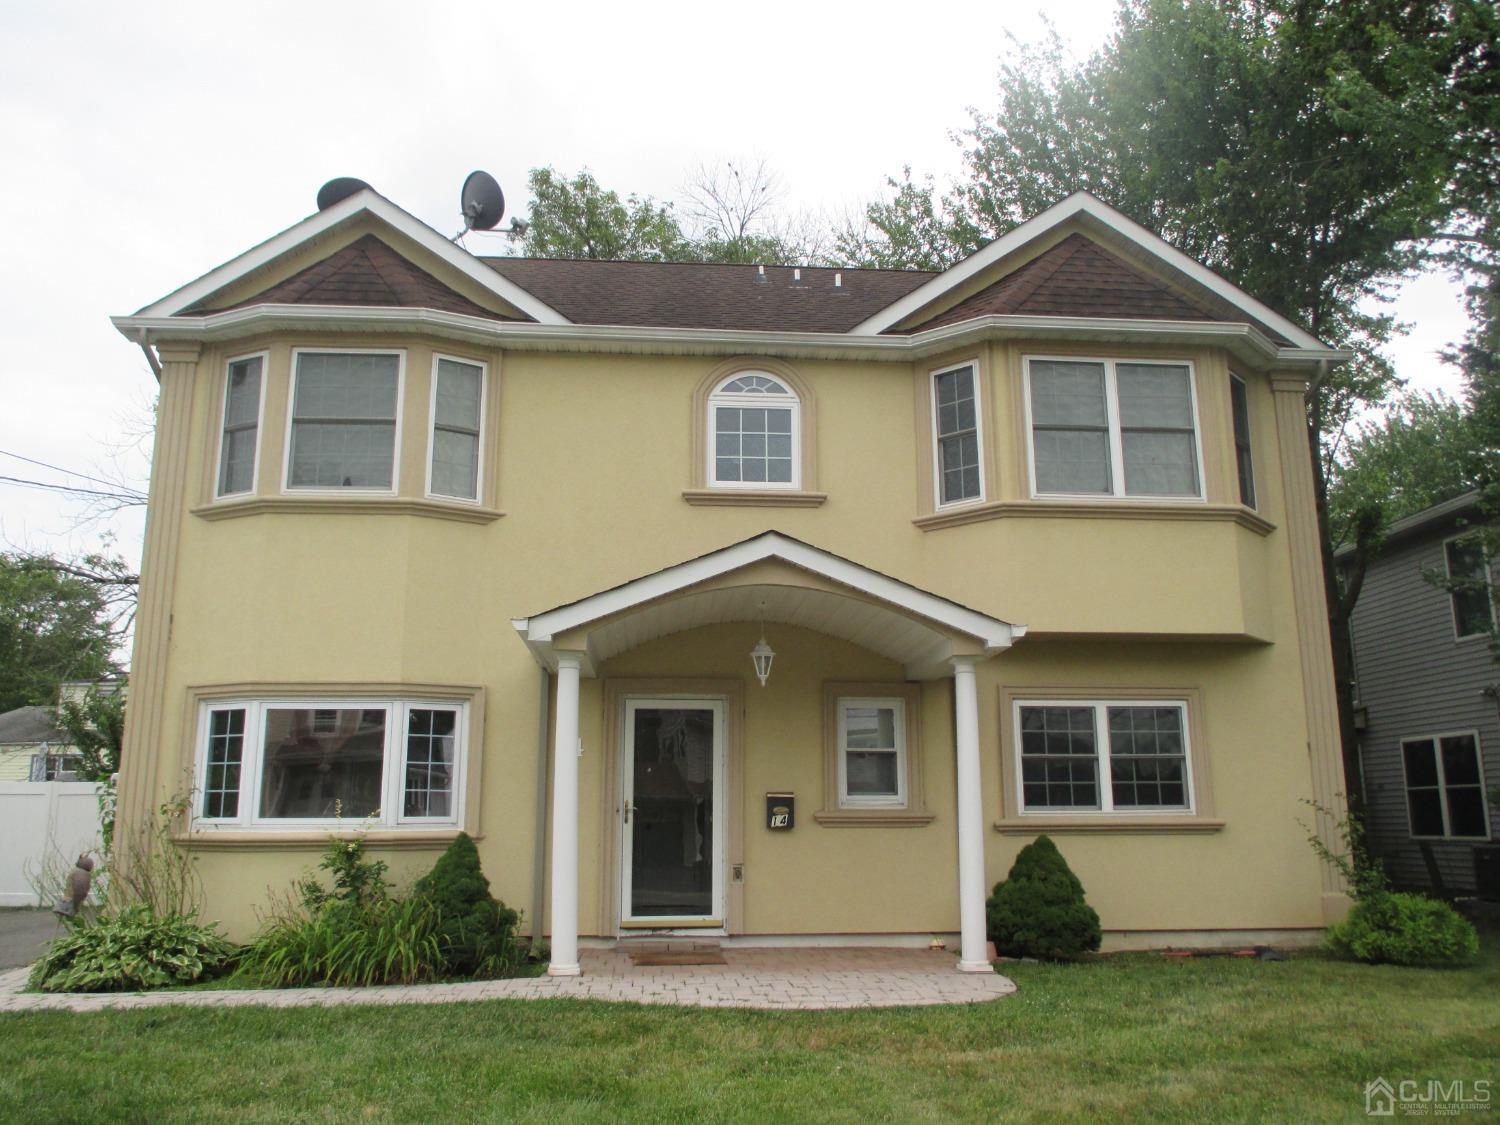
[0,781,104,907]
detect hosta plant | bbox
[29,906,237,993]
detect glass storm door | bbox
[621,699,725,926]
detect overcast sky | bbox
[0,0,1473,579]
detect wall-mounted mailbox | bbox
[766,792,794,831]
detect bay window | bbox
[286,350,402,491]
[428,355,485,502]
[216,354,265,497]
[1014,699,1194,813]
[931,362,984,506]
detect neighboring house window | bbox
[1402,732,1489,839]
[216,354,264,497]
[1014,700,1193,812]
[428,356,485,502]
[1445,536,1495,639]
[1229,374,1256,509]
[1025,357,1203,499]
[286,351,402,491]
[836,697,907,807]
[709,372,800,488]
[194,699,466,829]
[931,362,984,506]
[28,753,82,781]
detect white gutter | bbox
[112,305,1350,370]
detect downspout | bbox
[531,665,552,946]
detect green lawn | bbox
[2,939,1496,1123]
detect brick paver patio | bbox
[0,947,1015,1013]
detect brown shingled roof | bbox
[189,234,516,321]
[892,233,1226,333]
[483,258,935,332]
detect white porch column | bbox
[547,653,583,976]
[952,656,990,972]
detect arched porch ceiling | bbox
[512,532,1025,681]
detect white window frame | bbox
[1444,534,1496,642]
[282,348,406,496]
[1022,355,1207,502]
[1401,730,1491,841]
[1012,698,1197,815]
[1228,372,1257,510]
[707,372,802,490]
[929,359,987,510]
[836,696,908,809]
[424,353,488,504]
[213,350,269,500]
[191,697,467,832]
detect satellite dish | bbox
[316,177,371,211]
[460,170,505,231]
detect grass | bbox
[2,938,1496,1123]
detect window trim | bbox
[1022,355,1207,503]
[213,350,269,500]
[191,695,469,833]
[1010,696,1198,817]
[423,352,488,505]
[281,347,406,497]
[835,696,909,809]
[817,681,931,826]
[1401,729,1491,841]
[1443,534,1496,642]
[929,359,988,510]
[1228,372,1257,510]
[706,371,803,491]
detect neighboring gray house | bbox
[1346,491,1498,895]
[0,705,76,781]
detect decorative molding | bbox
[681,489,827,508]
[814,811,937,828]
[913,499,1275,536]
[994,817,1224,835]
[175,830,470,850]
[192,496,505,524]
[819,681,930,825]
[688,356,819,493]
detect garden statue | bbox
[52,854,94,918]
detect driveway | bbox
[0,908,59,970]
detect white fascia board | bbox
[133,189,568,325]
[515,531,1022,652]
[850,192,1327,351]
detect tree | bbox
[55,685,126,783]
[839,0,1500,801]
[682,158,830,265]
[0,553,121,714]
[517,167,688,262]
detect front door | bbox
[621,698,726,927]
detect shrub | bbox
[238,895,444,988]
[987,835,1101,960]
[1325,892,1479,968]
[28,906,236,993]
[412,833,521,976]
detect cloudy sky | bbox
[0,0,1472,578]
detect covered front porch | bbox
[512,532,1025,977]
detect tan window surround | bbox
[994,684,1223,835]
[191,342,505,524]
[816,681,934,827]
[173,681,485,848]
[685,357,826,507]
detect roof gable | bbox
[0,705,66,747]
[187,234,511,321]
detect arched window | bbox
[708,372,801,488]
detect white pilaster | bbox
[547,653,583,976]
[952,657,991,972]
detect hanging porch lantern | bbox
[750,635,775,687]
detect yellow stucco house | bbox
[111,186,1349,974]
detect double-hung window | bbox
[1445,536,1495,639]
[1015,700,1194,813]
[1402,732,1489,839]
[1229,374,1256,509]
[428,356,485,502]
[836,697,907,807]
[286,351,402,491]
[195,698,467,830]
[1026,357,1203,499]
[931,362,984,506]
[216,354,265,497]
[709,373,800,488]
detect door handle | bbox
[623,799,632,824]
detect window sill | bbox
[914,500,1273,536]
[815,809,936,827]
[176,829,472,849]
[192,497,505,524]
[682,489,827,508]
[994,816,1224,835]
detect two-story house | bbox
[111,186,1350,975]
[1347,492,1498,896]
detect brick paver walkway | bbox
[0,947,1014,1013]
